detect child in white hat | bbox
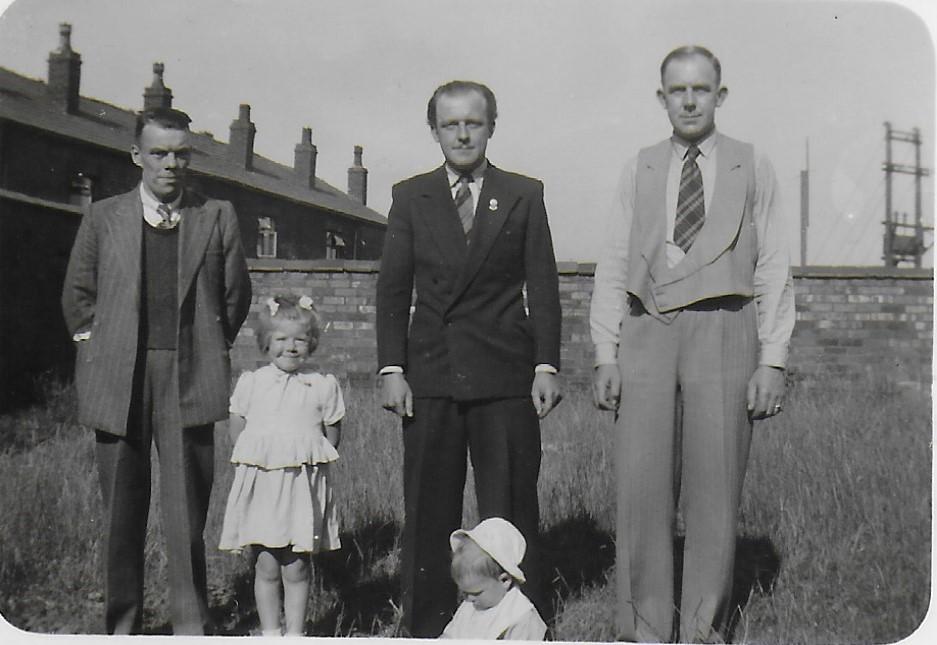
[441,517,547,640]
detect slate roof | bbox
[0,66,386,226]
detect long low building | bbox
[0,23,386,410]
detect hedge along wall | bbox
[236,260,933,388]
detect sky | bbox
[0,0,934,266]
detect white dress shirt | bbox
[139,183,182,229]
[590,131,795,368]
[444,160,487,209]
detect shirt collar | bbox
[139,183,183,228]
[445,159,488,188]
[670,130,717,160]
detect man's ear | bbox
[716,86,729,107]
[130,144,143,169]
[430,127,440,144]
[656,88,667,110]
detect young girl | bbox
[219,293,344,637]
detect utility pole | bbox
[800,139,809,267]
[882,122,931,267]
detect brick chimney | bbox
[347,145,368,205]
[228,104,256,170]
[143,62,173,110]
[294,127,317,189]
[47,23,81,114]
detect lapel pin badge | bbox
[489,198,498,211]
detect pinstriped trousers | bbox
[95,349,214,635]
[615,296,757,643]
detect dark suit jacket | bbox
[61,187,252,435]
[376,164,561,401]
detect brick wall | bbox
[789,266,933,384]
[236,261,933,387]
[235,260,381,388]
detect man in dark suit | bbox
[376,80,562,637]
[590,46,794,642]
[61,107,251,635]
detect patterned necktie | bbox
[454,174,475,240]
[156,203,174,229]
[673,144,704,253]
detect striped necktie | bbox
[156,203,174,229]
[673,144,704,252]
[454,174,475,240]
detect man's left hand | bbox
[747,365,786,420]
[532,372,563,419]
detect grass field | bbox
[0,373,930,642]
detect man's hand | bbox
[531,372,562,419]
[593,364,621,411]
[747,365,786,420]
[381,372,413,418]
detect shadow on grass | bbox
[308,519,402,636]
[142,570,257,636]
[726,535,781,640]
[207,566,258,636]
[672,534,782,642]
[542,514,616,617]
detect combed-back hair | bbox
[255,293,322,354]
[659,45,722,87]
[426,80,498,134]
[134,107,192,140]
[450,535,505,582]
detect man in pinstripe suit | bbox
[61,107,251,635]
[590,46,794,642]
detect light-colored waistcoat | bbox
[626,134,758,322]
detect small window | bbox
[69,173,93,207]
[326,230,346,260]
[257,217,277,258]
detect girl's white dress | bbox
[219,365,344,554]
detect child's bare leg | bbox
[282,553,310,636]
[254,548,283,635]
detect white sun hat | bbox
[450,517,527,583]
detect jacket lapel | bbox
[637,142,671,282]
[178,191,217,304]
[460,166,514,278]
[413,166,469,264]
[110,189,143,287]
[449,165,518,306]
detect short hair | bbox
[134,107,192,141]
[254,293,322,354]
[659,45,722,87]
[450,535,505,582]
[427,80,498,134]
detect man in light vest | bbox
[590,45,794,643]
